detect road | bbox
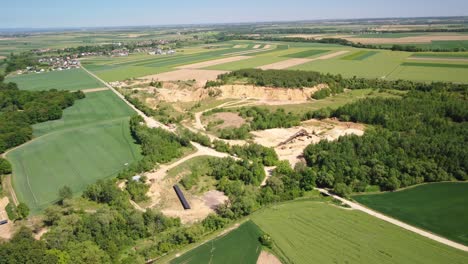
[316,188,468,252]
[84,65,468,252]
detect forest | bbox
[0,75,84,154]
[303,90,468,193]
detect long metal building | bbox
[173,185,191,210]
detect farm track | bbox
[316,188,468,252]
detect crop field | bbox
[401,62,468,69]
[171,221,263,264]
[6,90,141,213]
[353,183,468,246]
[411,53,468,59]
[283,49,330,58]
[341,50,378,60]
[251,200,468,264]
[5,68,103,91]
[79,40,468,84]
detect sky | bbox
[2,0,468,28]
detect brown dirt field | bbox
[258,58,313,70]
[317,50,350,59]
[176,56,251,69]
[347,35,468,44]
[205,112,246,129]
[252,119,364,166]
[263,44,271,49]
[141,69,227,85]
[257,251,282,264]
[407,57,468,63]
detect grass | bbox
[282,49,330,58]
[5,68,104,91]
[411,53,468,59]
[251,200,468,264]
[401,62,468,69]
[6,90,142,213]
[171,221,263,264]
[353,182,468,246]
[349,33,425,38]
[341,50,378,60]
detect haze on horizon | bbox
[2,0,468,29]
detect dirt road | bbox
[316,188,468,252]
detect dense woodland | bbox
[304,90,468,194]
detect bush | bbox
[259,234,273,248]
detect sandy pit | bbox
[252,119,364,166]
[217,84,326,102]
[176,56,251,69]
[257,251,282,264]
[347,35,468,44]
[141,69,227,85]
[0,197,13,240]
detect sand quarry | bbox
[252,119,365,166]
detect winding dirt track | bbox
[316,188,468,252]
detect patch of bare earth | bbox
[0,197,13,240]
[253,44,261,49]
[257,251,282,264]
[252,119,364,166]
[347,35,468,44]
[141,69,227,86]
[176,56,251,69]
[205,112,246,129]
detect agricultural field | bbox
[251,200,468,264]
[353,183,468,246]
[171,221,263,264]
[6,90,141,213]
[5,68,104,91]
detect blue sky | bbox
[2,0,468,28]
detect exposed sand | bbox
[253,44,261,49]
[252,119,364,166]
[263,45,271,49]
[176,56,251,69]
[347,35,468,44]
[257,251,282,264]
[217,84,327,102]
[233,44,247,48]
[0,197,13,240]
[142,69,227,85]
[0,56,6,60]
[407,57,468,63]
[257,51,349,70]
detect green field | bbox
[411,53,468,59]
[283,49,330,58]
[251,200,468,264]
[5,68,104,91]
[353,183,468,246]
[342,50,378,60]
[6,90,141,213]
[401,62,468,69]
[171,221,263,264]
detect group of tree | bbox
[303,90,467,193]
[4,52,40,73]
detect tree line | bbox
[303,90,467,195]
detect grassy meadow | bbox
[5,68,104,91]
[171,221,263,264]
[353,183,468,246]
[251,200,468,264]
[6,90,141,213]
